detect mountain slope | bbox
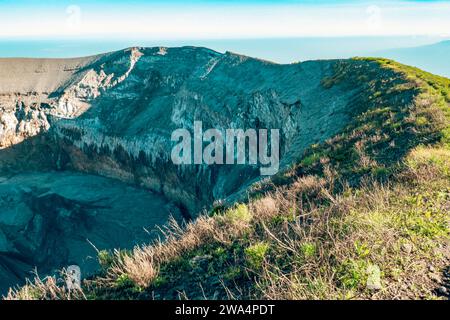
[0,47,418,215]
[377,40,450,78]
[0,49,448,299]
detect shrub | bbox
[98,250,114,270]
[225,204,252,224]
[336,259,368,289]
[245,242,269,270]
[300,242,317,259]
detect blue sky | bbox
[1,0,450,39]
[1,0,449,67]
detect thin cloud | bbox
[1,0,449,38]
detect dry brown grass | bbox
[252,147,449,300]
[5,270,86,300]
[92,205,261,291]
[7,144,449,300]
[84,142,447,300]
[255,180,448,299]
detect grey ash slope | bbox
[0,46,414,294]
[0,55,98,93]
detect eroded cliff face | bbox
[0,47,410,215]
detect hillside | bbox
[0,48,448,300]
[377,40,450,79]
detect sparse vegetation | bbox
[6,58,449,300]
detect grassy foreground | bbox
[6,58,450,300]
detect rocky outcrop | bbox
[0,47,380,214]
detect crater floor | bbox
[0,171,178,294]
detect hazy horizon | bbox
[0,36,447,60]
[1,1,449,76]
